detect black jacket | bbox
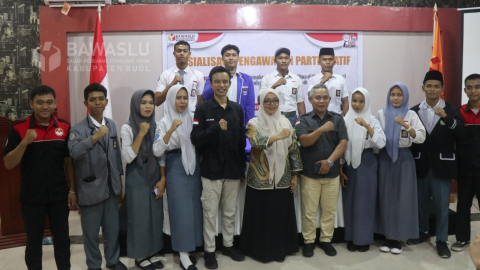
[409,101,465,179]
[191,98,246,180]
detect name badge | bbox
[191,89,196,97]
[292,87,297,95]
[242,86,248,95]
[336,89,341,97]
[401,130,408,138]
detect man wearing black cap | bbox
[407,70,464,259]
[307,48,349,116]
[260,47,306,126]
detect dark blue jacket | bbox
[203,72,255,126]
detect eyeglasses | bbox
[263,99,280,105]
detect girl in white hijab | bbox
[239,88,303,263]
[340,87,386,252]
[153,85,202,270]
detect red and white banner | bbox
[162,31,363,112]
[89,13,112,118]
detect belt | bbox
[281,111,297,118]
[167,149,182,154]
[364,148,374,152]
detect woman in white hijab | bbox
[340,87,386,252]
[239,89,303,263]
[153,85,202,270]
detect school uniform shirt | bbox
[121,124,162,166]
[153,118,182,167]
[363,117,387,150]
[376,110,426,148]
[68,116,123,206]
[156,66,205,114]
[228,71,239,103]
[409,100,464,179]
[3,115,70,204]
[307,73,348,114]
[260,70,304,113]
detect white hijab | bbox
[164,85,196,175]
[248,89,293,186]
[344,87,373,169]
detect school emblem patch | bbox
[69,132,76,140]
[55,128,64,136]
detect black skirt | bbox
[240,186,299,263]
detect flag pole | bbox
[97,3,101,22]
[433,3,437,44]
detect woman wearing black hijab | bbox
[121,89,164,270]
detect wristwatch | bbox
[327,159,334,167]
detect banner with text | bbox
[162,31,363,112]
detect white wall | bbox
[363,31,432,114]
[68,32,163,129]
[462,11,480,104]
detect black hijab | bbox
[126,89,156,179]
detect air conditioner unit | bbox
[44,0,112,8]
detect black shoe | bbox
[180,261,198,270]
[390,240,403,254]
[319,242,337,256]
[135,259,156,270]
[203,252,218,269]
[357,244,370,252]
[106,261,127,270]
[406,232,430,245]
[347,241,357,252]
[189,255,197,266]
[303,243,315,257]
[88,268,102,270]
[221,246,245,261]
[436,241,451,259]
[275,257,285,263]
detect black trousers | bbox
[21,199,71,270]
[456,176,480,242]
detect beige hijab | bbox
[248,89,293,186]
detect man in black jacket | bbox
[407,70,464,259]
[191,66,246,269]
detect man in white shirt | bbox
[307,48,349,115]
[155,41,205,114]
[260,47,306,126]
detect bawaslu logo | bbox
[342,33,358,48]
[166,33,199,44]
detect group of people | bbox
[3,40,480,270]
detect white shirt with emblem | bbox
[120,124,162,166]
[307,73,348,114]
[152,118,182,167]
[376,110,426,148]
[260,70,304,113]
[156,66,205,113]
[227,72,238,103]
[88,114,105,131]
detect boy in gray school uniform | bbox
[68,83,126,270]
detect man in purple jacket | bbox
[202,44,255,126]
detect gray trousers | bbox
[80,186,120,269]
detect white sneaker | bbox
[390,241,403,254]
[379,241,391,252]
